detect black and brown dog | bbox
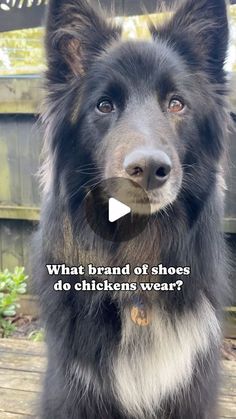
[34,0,230,417]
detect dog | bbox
[34,0,230,417]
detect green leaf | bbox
[0,267,28,327]
[3,307,16,317]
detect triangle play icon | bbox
[108,198,131,223]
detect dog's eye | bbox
[97,99,114,114]
[168,97,185,113]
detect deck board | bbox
[0,339,235,418]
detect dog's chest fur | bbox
[70,296,220,417]
[110,296,220,418]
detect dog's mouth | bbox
[101,175,182,215]
[82,166,183,216]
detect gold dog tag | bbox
[130,301,152,326]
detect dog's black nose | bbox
[124,149,172,190]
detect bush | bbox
[0,267,28,338]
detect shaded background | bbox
[0,4,235,418]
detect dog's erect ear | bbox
[46,0,120,82]
[152,0,229,83]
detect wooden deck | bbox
[0,339,236,418]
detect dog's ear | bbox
[152,0,229,83]
[45,0,120,83]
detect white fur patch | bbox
[111,296,220,418]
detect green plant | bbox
[0,267,28,338]
[28,328,44,342]
[0,319,16,338]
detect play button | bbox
[85,177,151,242]
[109,198,131,222]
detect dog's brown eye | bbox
[168,98,185,113]
[97,99,114,114]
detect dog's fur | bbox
[34,0,230,418]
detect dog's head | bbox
[43,0,229,218]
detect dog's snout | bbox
[124,149,172,190]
